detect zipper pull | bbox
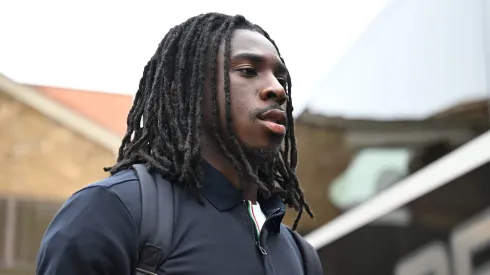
[256,242,267,255]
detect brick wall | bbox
[0,91,116,201]
[0,91,119,274]
[283,123,353,234]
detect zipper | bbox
[243,201,268,255]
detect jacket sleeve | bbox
[302,239,324,275]
[36,186,138,275]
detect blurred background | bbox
[1,0,490,274]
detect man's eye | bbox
[238,68,257,77]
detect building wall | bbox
[283,123,353,234]
[0,91,118,273]
[0,91,116,200]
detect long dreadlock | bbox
[104,13,313,230]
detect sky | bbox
[3,0,486,120]
[0,0,388,116]
[306,0,489,119]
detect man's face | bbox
[204,29,289,158]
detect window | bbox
[0,197,61,271]
[0,199,7,266]
[14,199,60,266]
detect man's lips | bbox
[258,109,287,135]
[258,109,286,125]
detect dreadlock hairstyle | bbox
[104,12,313,230]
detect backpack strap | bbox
[133,164,174,275]
[287,228,323,275]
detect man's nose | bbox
[258,78,287,105]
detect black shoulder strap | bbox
[287,228,323,275]
[133,164,174,275]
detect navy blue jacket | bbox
[36,162,321,274]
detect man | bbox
[37,12,321,274]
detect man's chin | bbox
[244,145,278,163]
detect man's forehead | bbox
[230,29,280,58]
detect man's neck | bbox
[201,144,259,203]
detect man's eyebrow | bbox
[231,52,288,75]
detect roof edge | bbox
[296,108,488,130]
[0,74,120,154]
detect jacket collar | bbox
[201,161,286,230]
